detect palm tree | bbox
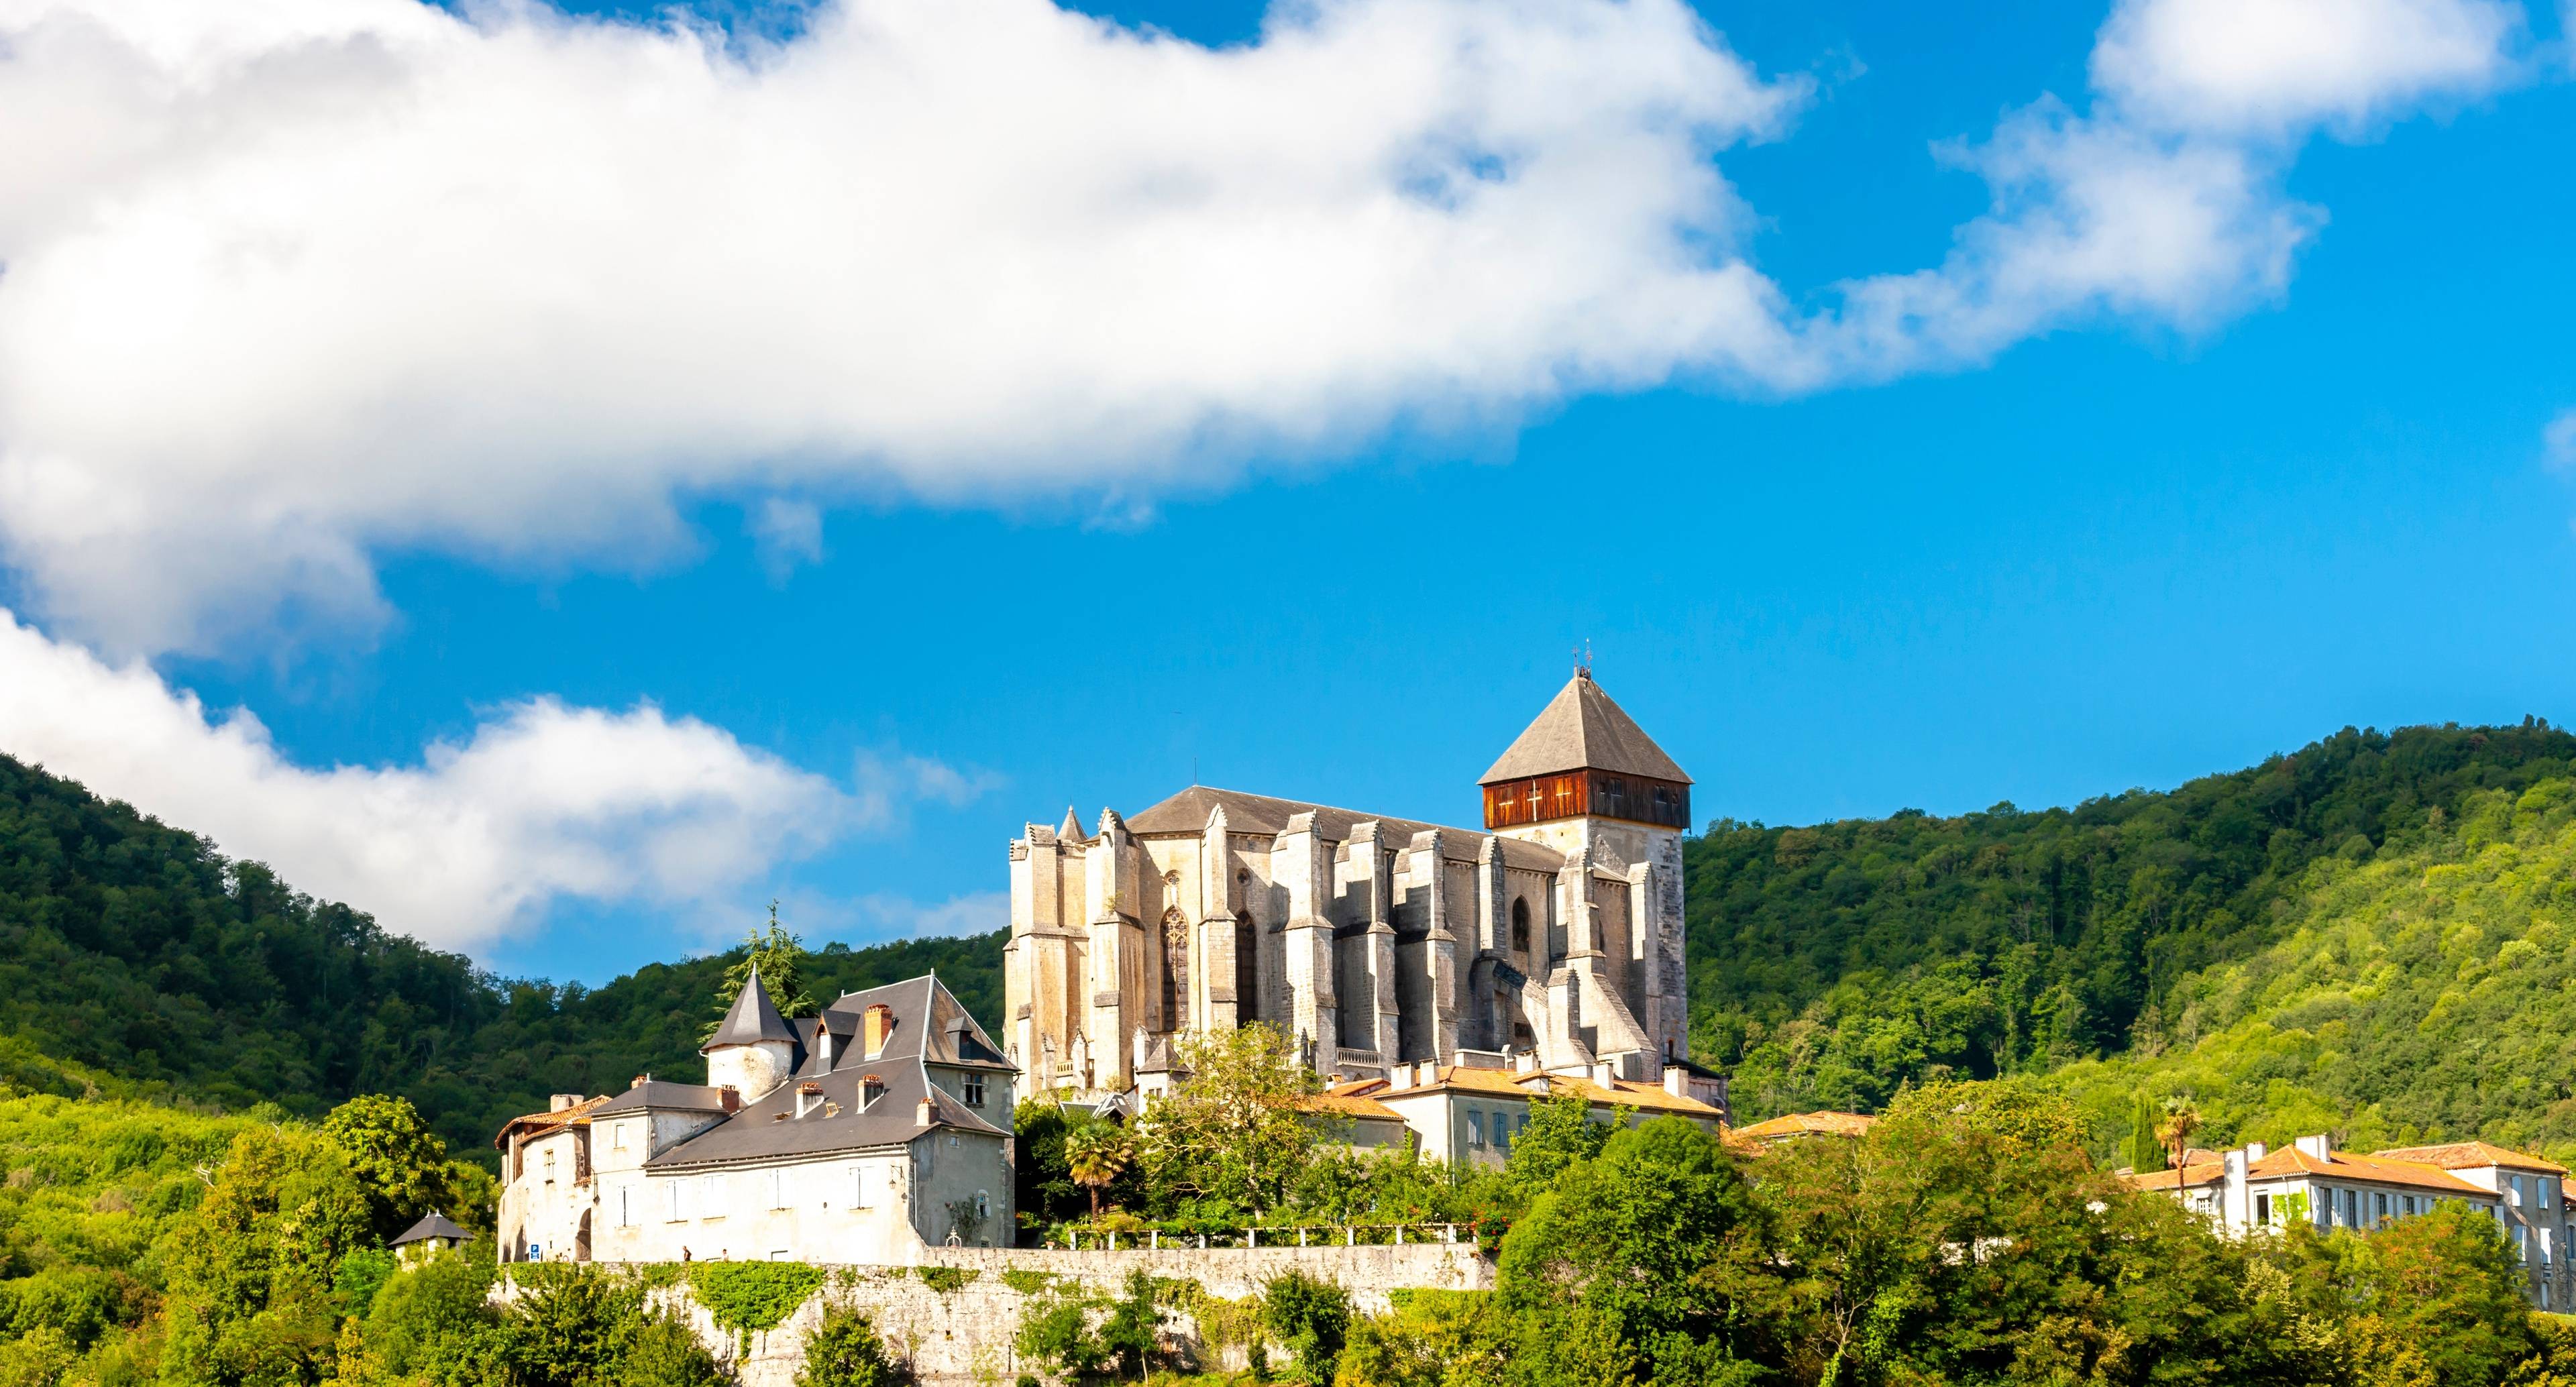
[2157,1097,2202,1175]
[1065,1121,1132,1222]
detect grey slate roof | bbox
[1122,786,1563,873]
[1479,672,1690,785]
[393,1211,468,1246]
[647,973,1010,1171]
[595,1079,730,1115]
[704,967,798,1050]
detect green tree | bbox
[1014,1284,1112,1380]
[323,1093,460,1243]
[1063,1121,1132,1223]
[2122,1092,2169,1172]
[619,1315,729,1387]
[1334,1290,1505,1387]
[1012,1099,1087,1231]
[1880,1075,2087,1154]
[2256,1202,2535,1387]
[1261,1270,1349,1386]
[360,1242,506,1386]
[1497,1116,1766,1387]
[706,901,818,1040]
[2159,1097,2204,1173]
[797,1303,910,1387]
[1501,1090,1615,1191]
[1097,1270,1167,1381]
[157,1124,376,1386]
[1132,1025,1319,1216]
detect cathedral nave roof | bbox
[1121,785,1564,873]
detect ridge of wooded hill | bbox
[0,751,1000,1165]
[1684,718,2576,1152]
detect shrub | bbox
[797,1303,910,1387]
[1260,1272,1348,1384]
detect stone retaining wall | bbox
[655,1243,1491,1386]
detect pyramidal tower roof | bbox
[1479,671,1690,785]
[704,965,798,1051]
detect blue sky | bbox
[0,0,2569,984]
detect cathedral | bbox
[1003,669,1697,1103]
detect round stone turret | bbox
[703,966,798,1105]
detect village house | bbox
[2127,1134,2573,1308]
[1316,1050,1724,1167]
[494,972,1015,1264]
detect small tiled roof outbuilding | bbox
[392,1211,469,1247]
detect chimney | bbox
[2222,1148,2251,1227]
[865,1005,893,1058]
[861,1074,886,1108]
[916,1096,935,1127]
[719,1086,741,1115]
[1662,1064,1688,1099]
[2294,1133,2332,1161]
[796,1082,823,1119]
[2247,1142,2268,1162]
[631,1074,647,1091]
[549,1093,585,1112]
[1387,1065,1411,1092]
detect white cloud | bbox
[747,497,824,582]
[853,746,1001,818]
[2093,0,2521,134]
[2548,408,2576,469]
[0,0,2534,652]
[0,606,899,952]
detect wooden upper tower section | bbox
[1479,670,1692,831]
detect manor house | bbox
[495,973,1015,1264]
[1004,669,1711,1105]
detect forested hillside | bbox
[0,752,1000,1164]
[1685,720,2576,1156]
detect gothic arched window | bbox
[1511,898,1531,953]
[1235,913,1258,1023]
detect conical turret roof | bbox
[704,966,797,1051]
[1479,671,1690,785]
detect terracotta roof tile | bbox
[1299,1089,1404,1122]
[1733,1111,1876,1141]
[1340,1067,1721,1119]
[2123,1147,2498,1199]
[2368,1141,2567,1176]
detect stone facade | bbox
[1004,671,1697,1103]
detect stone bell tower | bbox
[1477,667,1692,1068]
